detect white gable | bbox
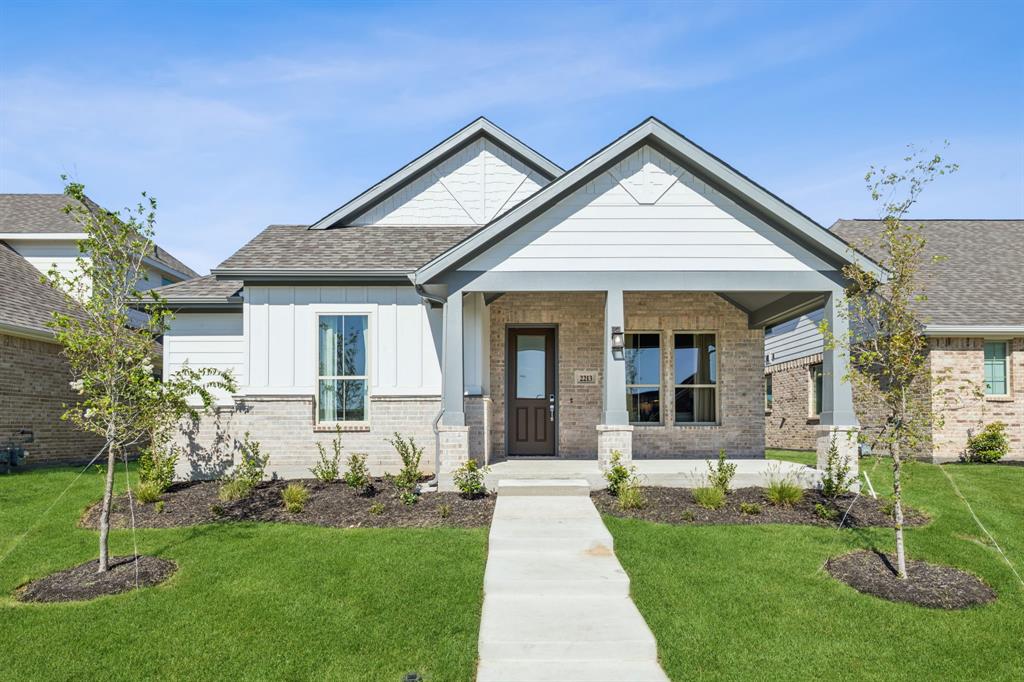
[462,145,829,272]
[351,138,548,226]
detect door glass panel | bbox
[516,334,546,399]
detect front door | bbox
[507,328,556,456]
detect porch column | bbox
[442,290,466,426]
[599,288,633,465]
[817,288,859,488]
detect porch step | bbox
[477,659,669,682]
[497,478,591,496]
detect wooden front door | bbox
[507,328,557,456]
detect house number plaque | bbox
[574,371,597,385]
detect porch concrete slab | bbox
[497,478,590,496]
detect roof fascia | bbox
[211,268,414,286]
[142,256,193,282]
[924,325,1024,337]
[0,320,55,342]
[307,117,563,231]
[0,232,87,241]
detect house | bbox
[158,117,885,484]
[0,193,199,466]
[765,220,1024,462]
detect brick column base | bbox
[816,425,860,491]
[597,424,634,468]
[438,425,470,474]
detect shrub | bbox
[218,478,253,502]
[234,432,269,487]
[387,433,423,500]
[453,459,489,498]
[603,451,633,497]
[765,478,804,506]
[618,480,647,510]
[311,426,343,481]
[814,502,839,521]
[399,490,419,506]
[706,449,737,494]
[880,497,896,518]
[692,486,725,510]
[138,446,178,493]
[739,502,761,515]
[210,504,225,517]
[821,434,852,499]
[963,422,1009,463]
[154,500,165,514]
[681,510,696,522]
[342,453,371,491]
[282,483,310,513]
[438,503,451,519]
[135,480,163,504]
[369,502,385,516]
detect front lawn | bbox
[608,456,1024,681]
[0,465,487,681]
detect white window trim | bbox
[983,339,1010,397]
[625,330,663,425]
[312,304,376,427]
[673,330,720,426]
[809,362,823,419]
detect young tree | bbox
[48,180,234,572]
[822,147,957,579]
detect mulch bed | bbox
[593,487,929,528]
[80,478,495,530]
[16,556,177,603]
[825,550,996,609]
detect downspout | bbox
[415,283,447,488]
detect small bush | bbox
[387,433,423,501]
[311,426,343,482]
[739,502,761,515]
[234,432,269,487]
[706,449,737,494]
[453,459,489,498]
[210,504,225,517]
[880,497,896,518]
[399,490,419,506]
[154,500,166,514]
[603,451,633,497]
[282,483,310,513]
[218,478,253,502]
[369,502,385,516]
[342,453,371,491]
[138,446,178,493]
[821,434,852,499]
[618,481,647,510]
[135,480,163,504]
[438,503,451,519]
[963,422,1009,463]
[681,510,696,522]
[692,486,725,510]
[765,478,804,506]
[814,502,839,521]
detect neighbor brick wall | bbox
[0,332,105,466]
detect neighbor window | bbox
[317,314,369,422]
[765,374,773,412]
[625,333,661,423]
[810,363,823,417]
[984,341,1008,395]
[674,333,717,423]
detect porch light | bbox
[611,326,625,359]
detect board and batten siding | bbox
[765,309,825,365]
[163,312,246,403]
[462,145,831,273]
[244,285,443,396]
[351,138,548,226]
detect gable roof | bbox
[414,117,886,285]
[0,240,83,339]
[307,117,564,230]
[154,274,244,307]
[831,219,1024,328]
[0,193,200,279]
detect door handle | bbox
[549,394,555,422]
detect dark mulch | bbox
[593,486,929,528]
[16,556,177,603]
[81,478,495,530]
[825,550,996,609]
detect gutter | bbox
[924,325,1024,337]
[415,283,448,489]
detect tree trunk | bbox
[97,441,117,573]
[891,445,908,579]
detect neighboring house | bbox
[0,193,199,466]
[765,220,1024,462]
[158,117,884,482]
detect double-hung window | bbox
[317,314,369,423]
[674,333,717,423]
[984,341,1009,396]
[810,363,823,418]
[625,333,661,423]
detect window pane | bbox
[625,333,660,386]
[516,334,546,399]
[318,379,367,422]
[675,387,716,423]
[812,365,823,416]
[627,386,660,423]
[343,315,368,376]
[765,374,773,411]
[674,333,716,385]
[319,315,368,377]
[984,342,1007,395]
[319,316,342,376]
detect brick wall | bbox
[0,332,105,466]
[765,354,821,451]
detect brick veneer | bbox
[0,332,105,466]
[764,353,823,451]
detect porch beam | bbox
[747,292,828,329]
[441,289,466,426]
[819,288,857,426]
[602,288,630,425]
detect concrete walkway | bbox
[476,479,669,682]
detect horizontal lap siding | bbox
[164,313,245,404]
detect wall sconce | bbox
[611,325,624,360]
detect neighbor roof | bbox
[155,275,243,306]
[307,117,564,230]
[212,224,480,278]
[0,193,199,279]
[830,219,1024,328]
[0,241,83,339]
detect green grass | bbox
[608,454,1024,681]
[0,464,486,681]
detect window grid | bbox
[625,332,662,424]
[674,332,718,425]
[317,314,369,424]
[984,341,1009,396]
[810,363,823,417]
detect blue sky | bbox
[2,0,1021,274]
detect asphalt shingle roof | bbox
[0,241,83,336]
[215,224,480,272]
[0,194,199,279]
[830,219,1024,327]
[155,275,242,304]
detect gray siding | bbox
[765,309,824,365]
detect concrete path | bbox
[476,479,669,682]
